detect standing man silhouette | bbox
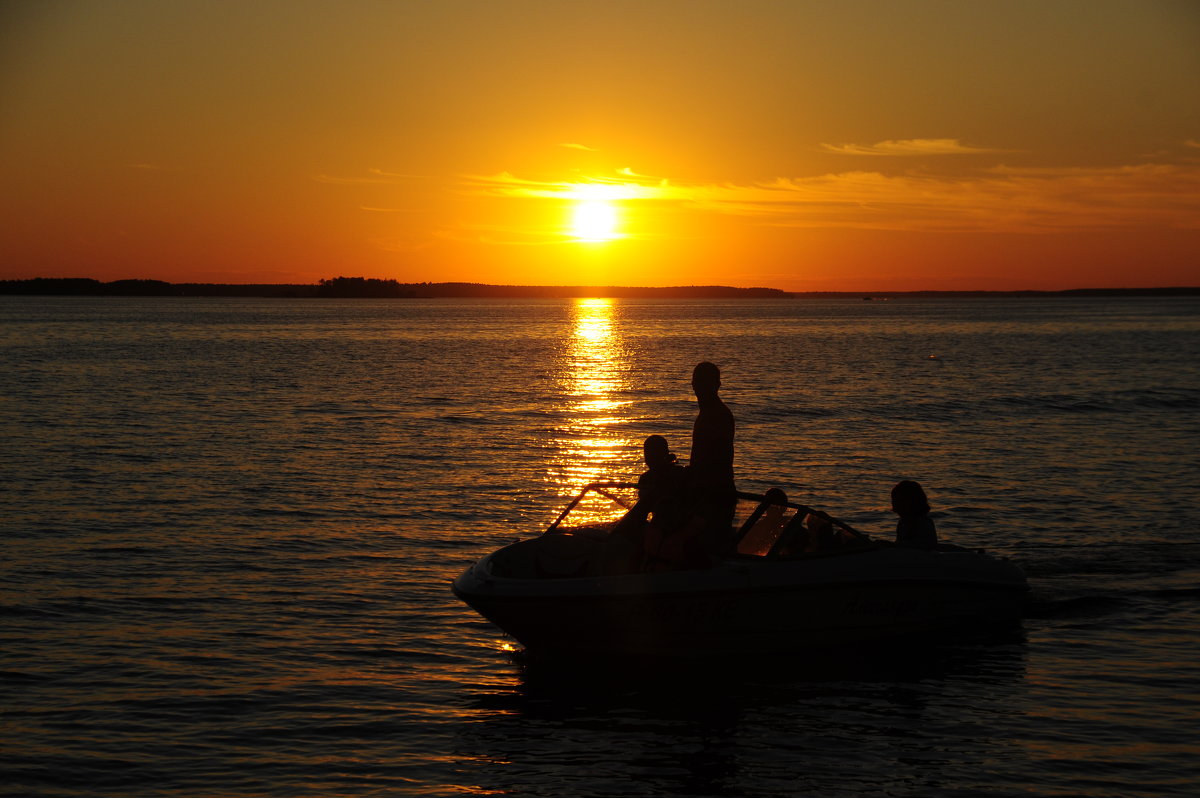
[687,361,737,557]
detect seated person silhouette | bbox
[892,480,938,549]
[636,435,688,520]
[604,435,688,573]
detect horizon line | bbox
[3,276,1199,294]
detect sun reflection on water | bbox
[544,298,638,521]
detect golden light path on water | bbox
[543,298,638,524]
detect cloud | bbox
[462,170,670,201]
[726,164,1200,232]
[820,139,1007,156]
[559,142,597,151]
[313,168,431,185]
[314,173,395,185]
[464,163,1200,234]
[617,166,668,181]
[360,206,438,213]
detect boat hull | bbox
[453,545,1027,657]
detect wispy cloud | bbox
[313,168,430,185]
[464,163,1200,234]
[462,170,670,201]
[732,165,1200,232]
[314,174,395,185]
[559,142,597,151]
[820,138,1007,156]
[327,161,1200,250]
[360,206,439,213]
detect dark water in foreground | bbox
[2,295,1198,797]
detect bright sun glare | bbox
[568,184,624,242]
[571,200,619,242]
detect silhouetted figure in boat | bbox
[635,435,689,524]
[686,361,738,557]
[604,435,688,573]
[892,479,938,549]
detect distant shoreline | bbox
[1,277,1197,299]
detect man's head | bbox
[691,361,721,396]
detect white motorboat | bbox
[452,482,1027,657]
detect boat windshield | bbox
[730,492,872,558]
[545,482,872,559]
[546,482,639,533]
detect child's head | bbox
[643,434,676,470]
[891,480,930,517]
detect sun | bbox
[567,184,624,242]
[571,199,619,242]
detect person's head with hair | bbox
[643,434,677,471]
[691,361,721,397]
[891,480,931,518]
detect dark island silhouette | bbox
[0,277,789,298]
[1,276,1196,298]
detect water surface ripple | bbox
[2,296,1198,797]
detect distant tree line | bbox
[406,282,791,298]
[316,277,417,297]
[0,278,317,297]
[0,276,791,298]
[2,277,1196,298]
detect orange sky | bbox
[2,0,1198,291]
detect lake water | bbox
[2,295,1198,797]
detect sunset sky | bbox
[2,0,1198,291]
